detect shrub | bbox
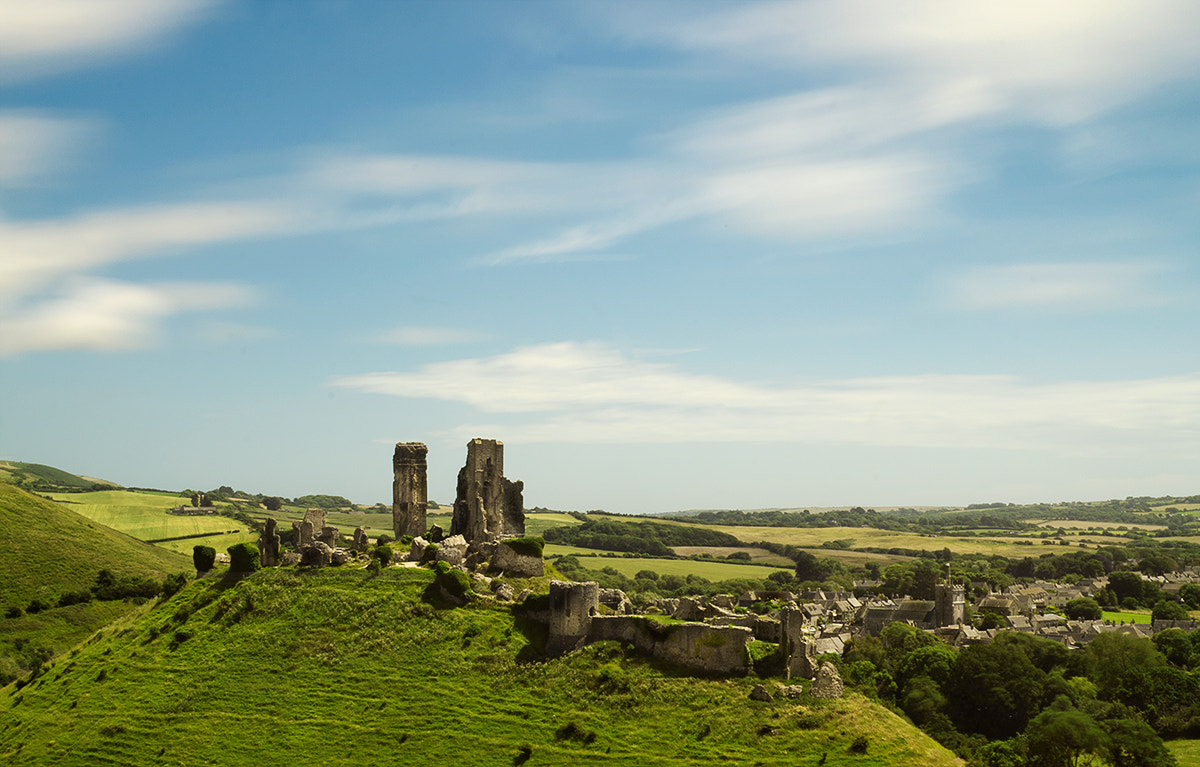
[193,545,217,573]
[849,735,869,754]
[374,545,394,568]
[375,533,393,546]
[25,598,49,615]
[227,542,261,573]
[161,572,188,598]
[5,606,22,619]
[432,561,472,602]
[502,536,545,559]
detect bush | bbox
[193,545,217,573]
[227,543,261,574]
[502,536,544,558]
[375,533,393,546]
[161,572,188,598]
[57,589,93,607]
[432,561,472,602]
[25,598,49,615]
[374,545,394,568]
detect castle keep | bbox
[450,438,525,544]
[392,442,428,539]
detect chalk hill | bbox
[0,481,189,610]
[2,568,961,766]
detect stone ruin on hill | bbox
[450,438,525,544]
[392,442,428,539]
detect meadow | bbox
[544,544,793,582]
[46,490,245,543]
[0,568,962,767]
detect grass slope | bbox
[1,568,962,767]
[46,490,245,543]
[0,483,189,610]
[0,461,105,490]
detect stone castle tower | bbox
[392,442,428,538]
[935,582,966,627]
[450,438,524,544]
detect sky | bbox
[1,0,1199,514]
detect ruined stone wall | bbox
[546,580,599,656]
[392,442,428,539]
[587,617,751,675]
[450,438,524,544]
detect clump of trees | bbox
[841,625,1188,766]
[543,518,739,556]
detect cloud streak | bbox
[0,0,223,83]
[331,342,1200,450]
[0,277,252,356]
[948,262,1175,311]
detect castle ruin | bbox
[451,438,524,544]
[392,442,428,539]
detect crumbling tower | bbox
[392,442,428,538]
[450,438,524,545]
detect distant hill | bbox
[0,568,962,766]
[0,482,188,611]
[0,460,120,493]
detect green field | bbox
[0,568,962,766]
[545,545,792,581]
[1167,738,1200,766]
[47,490,246,543]
[0,484,189,609]
[1099,609,1152,625]
[653,520,1055,560]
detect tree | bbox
[1025,707,1108,767]
[1104,717,1178,767]
[227,542,261,574]
[1179,583,1200,609]
[1064,597,1103,621]
[1151,599,1189,622]
[1152,628,1194,667]
[193,545,216,574]
[1107,571,1145,604]
[945,640,1047,739]
[262,496,284,511]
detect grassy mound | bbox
[0,482,189,611]
[0,568,963,766]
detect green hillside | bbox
[1,568,961,767]
[0,482,189,611]
[0,461,111,492]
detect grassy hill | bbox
[0,461,116,492]
[0,567,962,766]
[0,482,189,611]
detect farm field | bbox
[671,546,794,566]
[654,520,1057,559]
[1099,609,1152,625]
[1166,738,1200,765]
[1028,519,1167,531]
[46,490,246,544]
[544,544,792,581]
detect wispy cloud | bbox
[0,277,252,356]
[0,0,223,83]
[0,201,296,299]
[0,110,101,185]
[948,262,1175,311]
[377,327,484,346]
[331,342,1200,450]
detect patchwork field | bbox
[545,545,792,581]
[654,520,1056,559]
[46,491,245,543]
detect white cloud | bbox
[0,110,100,185]
[0,201,296,299]
[0,278,252,356]
[948,262,1174,311]
[0,0,222,83]
[377,327,484,346]
[331,342,1200,450]
[628,0,1200,125]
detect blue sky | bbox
[2,0,1198,513]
